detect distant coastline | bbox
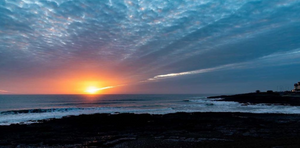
[208,91,300,106]
[208,81,300,106]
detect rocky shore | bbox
[209,91,300,106]
[1,112,300,147]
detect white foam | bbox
[0,107,176,125]
[2,98,300,125]
[181,98,300,114]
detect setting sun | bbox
[84,85,116,94]
[85,86,101,94]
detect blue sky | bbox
[1,0,300,94]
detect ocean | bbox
[1,94,300,125]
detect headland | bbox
[208,81,300,106]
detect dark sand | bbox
[1,112,300,147]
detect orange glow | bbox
[84,86,115,94]
[0,61,136,94]
[85,86,101,94]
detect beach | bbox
[1,112,300,147]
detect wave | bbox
[0,107,107,115]
[45,99,165,107]
[2,97,300,126]
[0,107,176,126]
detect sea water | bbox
[1,94,300,125]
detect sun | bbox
[85,86,101,94]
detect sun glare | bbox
[85,86,101,94]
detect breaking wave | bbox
[2,95,300,126]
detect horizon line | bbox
[0,93,224,95]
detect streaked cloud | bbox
[147,48,300,81]
[0,90,8,93]
[147,64,237,81]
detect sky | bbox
[1,0,300,94]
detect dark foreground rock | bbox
[209,92,300,106]
[2,112,300,147]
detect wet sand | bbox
[1,112,300,147]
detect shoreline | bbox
[208,91,300,106]
[2,112,300,147]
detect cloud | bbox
[97,86,115,91]
[0,89,8,93]
[1,0,300,93]
[147,64,237,81]
[0,0,255,69]
[147,48,300,81]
